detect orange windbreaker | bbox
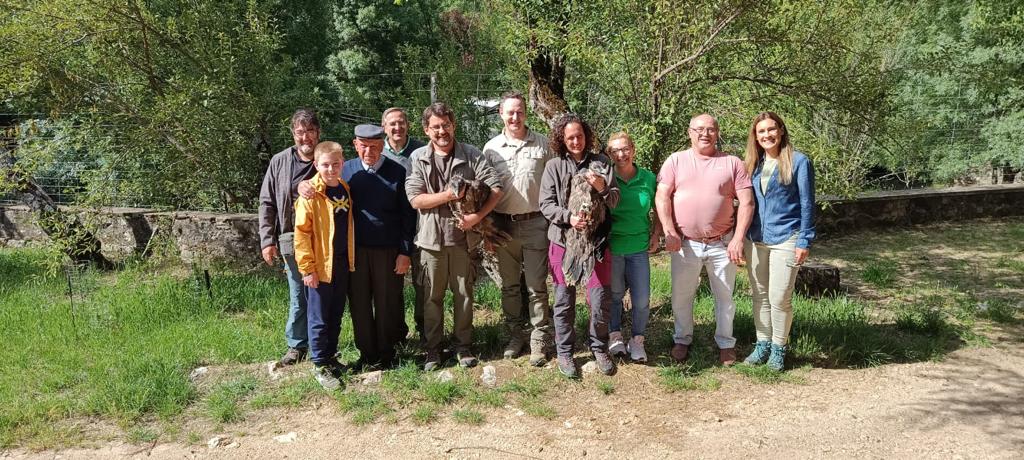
[294,173,355,283]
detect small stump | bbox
[795,262,840,297]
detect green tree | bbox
[488,0,899,197]
[879,0,1024,185]
[0,0,318,211]
[323,0,509,147]
[324,0,443,113]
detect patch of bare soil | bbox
[8,325,1022,460]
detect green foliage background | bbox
[1,0,1021,210]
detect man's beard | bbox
[433,136,451,147]
[297,144,315,156]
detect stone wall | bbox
[2,184,1023,267]
[815,184,1024,238]
[0,206,263,267]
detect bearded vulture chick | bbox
[448,174,512,259]
[562,160,610,287]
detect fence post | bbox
[430,72,438,103]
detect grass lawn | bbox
[0,217,1021,449]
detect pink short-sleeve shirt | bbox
[657,148,752,239]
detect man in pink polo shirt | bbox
[655,113,754,366]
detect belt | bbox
[684,232,728,244]
[498,211,543,222]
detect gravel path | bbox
[10,328,1022,460]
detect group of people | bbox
[257,92,815,390]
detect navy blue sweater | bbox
[342,157,417,255]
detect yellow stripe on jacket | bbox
[293,173,356,284]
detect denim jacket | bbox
[747,151,816,249]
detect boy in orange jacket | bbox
[294,141,355,390]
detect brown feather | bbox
[448,175,513,262]
[562,161,608,286]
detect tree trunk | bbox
[2,148,113,269]
[528,38,569,128]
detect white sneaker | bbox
[313,365,342,391]
[608,331,627,357]
[628,335,647,363]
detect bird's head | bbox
[588,160,610,177]
[449,174,465,198]
[578,201,592,218]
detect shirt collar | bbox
[570,151,593,168]
[385,138,410,156]
[362,155,386,172]
[416,142,465,164]
[615,163,641,183]
[499,128,534,148]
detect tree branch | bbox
[651,6,746,84]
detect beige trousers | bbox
[744,235,800,346]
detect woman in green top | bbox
[606,132,662,363]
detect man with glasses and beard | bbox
[405,102,502,371]
[258,108,322,366]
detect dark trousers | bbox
[307,263,348,365]
[548,243,611,357]
[349,246,406,365]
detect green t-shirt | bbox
[610,166,657,255]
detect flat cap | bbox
[354,124,385,139]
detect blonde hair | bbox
[314,141,344,161]
[605,131,634,153]
[744,112,794,185]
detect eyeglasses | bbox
[689,127,718,135]
[293,128,319,137]
[608,147,633,155]
[427,122,453,133]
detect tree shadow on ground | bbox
[898,342,1024,449]
[816,218,1024,307]
[608,279,968,372]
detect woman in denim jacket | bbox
[742,112,815,371]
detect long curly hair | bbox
[548,113,595,158]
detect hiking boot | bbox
[744,341,771,365]
[457,349,478,368]
[503,332,526,359]
[528,341,548,367]
[312,364,342,391]
[593,350,616,376]
[557,355,578,379]
[767,343,786,372]
[719,347,737,367]
[279,347,307,366]
[608,331,627,357]
[671,343,689,363]
[423,349,441,371]
[628,335,647,363]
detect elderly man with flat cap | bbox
[341,124,417,369]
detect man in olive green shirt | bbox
[406,102,502,371]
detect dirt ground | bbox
[6,218,1023,459]
[7,322,1022,460]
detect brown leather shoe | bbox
[279,347,307,366]
[719,347,737,366]
[671,343,689,363]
